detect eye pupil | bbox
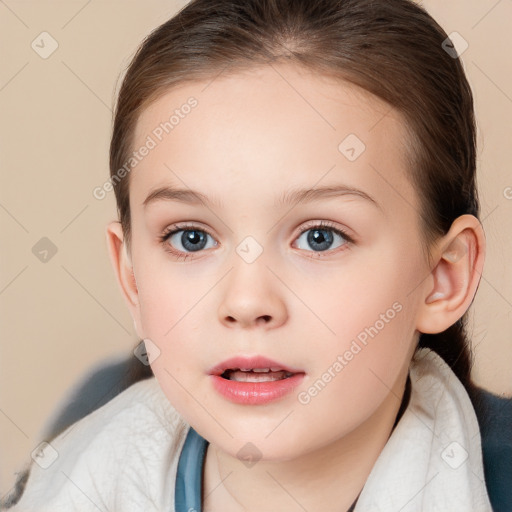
[182,230,207,251]
[308,229,333,251]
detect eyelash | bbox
[159,221,354,261]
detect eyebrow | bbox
[276,185,380,210]
[143,184,380,210]
[143,187,220,209]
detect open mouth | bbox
[221,368,295,382]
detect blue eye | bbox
[160,225,217,260]
[297,226,348,252]
[160,221,352,261]
[294,222,352,254]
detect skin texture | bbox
[106,63,485,511]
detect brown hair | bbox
[110,0,479,389]
[1,2,483,507]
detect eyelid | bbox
[160,221,214,239]
[160,220,354,260]
[295,220,354,243]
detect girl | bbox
[5,0,493,510]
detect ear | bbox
[105,221,144,338]
[416,214,486,334]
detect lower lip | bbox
[210,373,305,405]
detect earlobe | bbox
[416,215,485,334]
[105,221,140,318]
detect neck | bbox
[202,374,411,512]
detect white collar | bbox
[355,348,492,511]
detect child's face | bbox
[125,63,431,460]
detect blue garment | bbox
[174,427,360,512]
[469,388,512,512]
[175,427,208,512]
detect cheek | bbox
[305,249,418,345]
[135,256,209,337]
[133,262,210,367]
[296,295,417,441]
[304,248,422,393]
[136,268,211,421]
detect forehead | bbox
[129,63,416,215]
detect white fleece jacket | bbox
[6,348,492,511]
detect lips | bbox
[209,355,306,405]
[208,355,304,379]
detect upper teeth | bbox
[238,367,282,372]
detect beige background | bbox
[1,0,511,498]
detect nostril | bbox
[224,315,271,324]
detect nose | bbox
[217,258,288,330]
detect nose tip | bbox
[218,264,288,330]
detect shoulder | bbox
[6,377,189,511]
[355,348,492,511]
